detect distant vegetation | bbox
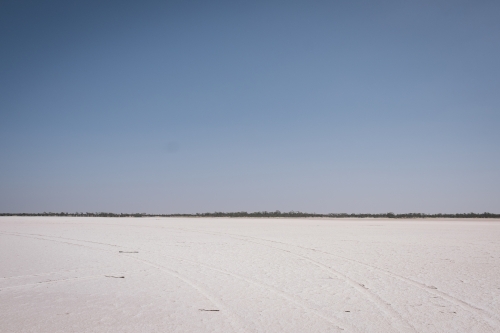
[1,211,499,218]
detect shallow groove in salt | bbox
[1,217,499,332]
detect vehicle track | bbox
[118,253,246,333]
[0,268,83,280]
[16,222,438,332]
[201,228,500,328]
[0,272,130,291]
[4,228,411,332]
[0,231,123,248]
[1,230,355,331]
[163,252,356,330]
[170,227,416,333]
[0,231,245,333]
[24,221,497,329]
[127,253,351,332]
[6,223,499,331]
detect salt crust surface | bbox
[0,217,499,332]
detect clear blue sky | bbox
[1,1,499,214]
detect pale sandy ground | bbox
[0,217,499,333]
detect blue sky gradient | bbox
[1,1,499,213]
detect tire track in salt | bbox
[0,267,143,281]
[0,231,99,250]
[5,219,499,330]
[173,227,416,333]
[118,254,246,333]
[318,249,500,329]
[148,252,354,332]
[66,231,353,332]
[42,221,498,329]
[0,268,82,280]
[50,221,410,332]
[189,228,500,330]
[0,231,245,333]
[224,231,500,329]
[0,271,132,291]
[2,231,354,332]
[1,231,123,248]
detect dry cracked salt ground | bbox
[0,217,499,333]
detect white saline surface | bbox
[0,217,499,333]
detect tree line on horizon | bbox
[0,211,499,218]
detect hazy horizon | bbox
[1,1,499,214]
